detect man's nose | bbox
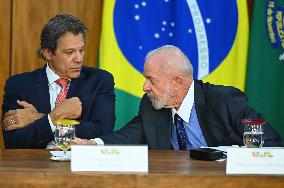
[143,80,150,92]
[74,52,83,63]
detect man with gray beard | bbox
[75,45,283,149]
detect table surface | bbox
[0,149,283,188]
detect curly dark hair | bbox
[37,13,88,60]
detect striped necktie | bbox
[55,78,70,106]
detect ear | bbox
[42,49,52,61]
[174,75,183,86]
[173,75,183,89]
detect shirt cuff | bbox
[91,138,104,145]
[47,114,56,132]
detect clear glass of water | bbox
[54,124,75,155]
[54,119,80,161]
[242,119,266,148]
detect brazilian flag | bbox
[99,0,249,130]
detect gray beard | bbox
[147,92,171,110]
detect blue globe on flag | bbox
[113,0,238,79]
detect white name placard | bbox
[226,148,284,175]
[71,145,148,172]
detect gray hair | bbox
[145,45,193,76]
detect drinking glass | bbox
[53,119,79,159]
[242,119,266,148]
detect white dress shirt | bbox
[45,64,70,148]
[171,81,194,122]
[171,81,208,149]
[46,64,60,132]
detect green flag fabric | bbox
[246,0,284,141]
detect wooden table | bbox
[0,150,283,188]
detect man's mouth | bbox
[71,67,82,71]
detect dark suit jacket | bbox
[102,80,282,149]
[2,65,115,148]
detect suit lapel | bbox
[34,66,51,113]
[67,71,86,98]
[156,109,172,149]
[194,80,217,146]
[33,67,86,113]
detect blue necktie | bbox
[174,113,189,150]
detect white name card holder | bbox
[71,145,148,172]
[226,148,284,175]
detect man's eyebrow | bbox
[63,45,85,51]
[63,49,74,51]
[143,74,151,78]
[144,75,157,82]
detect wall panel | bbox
[0,0,11,149]
[12,0,102,74]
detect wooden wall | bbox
[11,0,103,74]
[0,0,103,149]
[0,0,11,149]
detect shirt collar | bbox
[172,80,194,123]
[46,63,60,86]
